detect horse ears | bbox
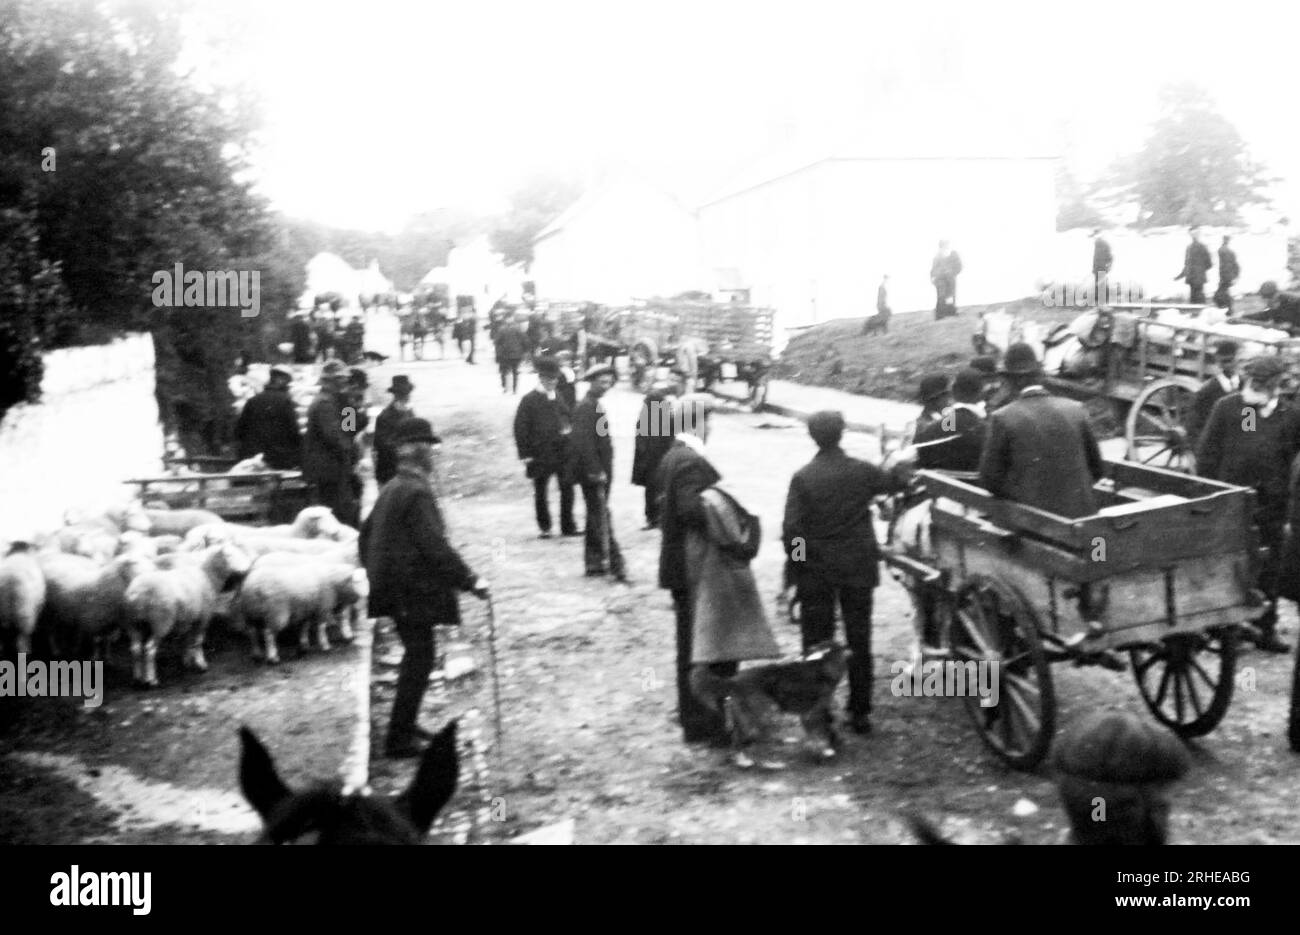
[396,719,459,834]
[239,727,293,822]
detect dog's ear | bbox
[239,726,293,822]
[396,719,459,834]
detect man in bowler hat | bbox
[361,417,489,757]
[514,356,578,538]
[235,367,300,469]
[373,375,417,486]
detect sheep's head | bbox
[185,523,231,550]
[293,506,340,539]
[112,500,152,533]
[216,543,253,582]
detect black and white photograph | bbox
[0,0,1298,883]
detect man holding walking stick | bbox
[361,418,491,758]
[568,363,628,582]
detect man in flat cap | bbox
[782,410,908,735]
[514,355,578,539]
[302,360,360,528]
[1241,281,1300,333]
[1197,354,1300,653]
[978,342,1104,520]
[373,375,417,486]
[568,363,626,580]
[235,367,300,469]
[361,417,489,758]
[1052,711,1190,845]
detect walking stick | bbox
[485,594,505,755]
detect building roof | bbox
[534,175,697,245]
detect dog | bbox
[689,642,848,763]
[239,720,458,844]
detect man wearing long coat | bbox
[234,367,300,469]
[1176,228,1213,304]
[302,360,359,527]
[514,356,577,537]
[362,417,487,757]
[930,240,963,319]
[1214,235,1240,311]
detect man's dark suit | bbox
[1215,245,1240,310]
[361,467,477,746]
[915,405,986,471]
[931,251,963,319]
[1186,375,1237,448]
[372,403,413,485]
[301,388,359,527]
[656,439,728,740]
[1178,241,1213,304]
[978,387,1104,519]
[514,388,576,535]
[235,387,300,469]
[567,392,623,575]
[782,446,902,717]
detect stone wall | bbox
[0,334,163,541]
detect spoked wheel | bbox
[949,576,1056,770]
[1125,378,1198,473]
[1130,627,1236,737]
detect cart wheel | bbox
[1130,627,1236,737]
[949,576,1056,770]
[748,375,771,409]
[1125,378,1198,473]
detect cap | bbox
[1051,711,1190,784]
[534,356,560,377]
[1242,354,1290,384]
[951,368,986,403]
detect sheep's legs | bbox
[142,638,159,687]
[335,608,355,643]
[129,634,145,684]
[315,619,332,652]
[264,628,280,665]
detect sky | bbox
[176,0,1300,232]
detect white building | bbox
[697,135,1060,338]
[298,253,393,309]
[530,176,710,305]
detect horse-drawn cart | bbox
[974,303,1300,472]
[125,456,313,526]
[884,459,1259,769]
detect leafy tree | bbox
[489,172,583,268]
[1098,83,1275,228]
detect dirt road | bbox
[366,347,1300,845]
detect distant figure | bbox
[1175,227,1213,304]
[1090,228,1112,303]
[863,275,892,335]
[494,310,529,394]
[235,367,300,470]
[1214,235,1239,311]
[289,313,314,364]
[930,240,963,320]
[454,307,477,364]
[631,382,678,530]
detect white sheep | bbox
[0,543,46,656]
[235,556,367,664]
[37,551,154,659]
[124,542,252,687]
[144,507,226,537]
[183,524,358,565]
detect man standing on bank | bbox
[361,417,490,758]
[514,355,578,539]
[783,410,907,735]
[373,375,417,486]
[1214,235,1240,312]
[1091,228,1113,303]
[1175,227,1213,305]
[930,240,963,320]
[568,363,627,581]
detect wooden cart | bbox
[125,456,313,526]
[974,304,1300,472]
[883,459,1259,769]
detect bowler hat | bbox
[534,356,561,377]
[999,342,1042,376]
[1212,340,1239,360]
[969,356,998,377]
[583,363,616,382]
[1260,280,1280,299]
[268,367,291,383]
[918,373,951,404]
[319,360,348,384]
[1052,711,1189,784]
[387,375,415,395]
[951,368,986,403]
[394,417,441,446]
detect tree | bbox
[489,172,583,268]
[1099,83,1275,228]
[1055,164,1104,232]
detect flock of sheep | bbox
[0,500,366,689]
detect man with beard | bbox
[361,418,489,757]
[234,367,300,469]
[1197,354,1300,653]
